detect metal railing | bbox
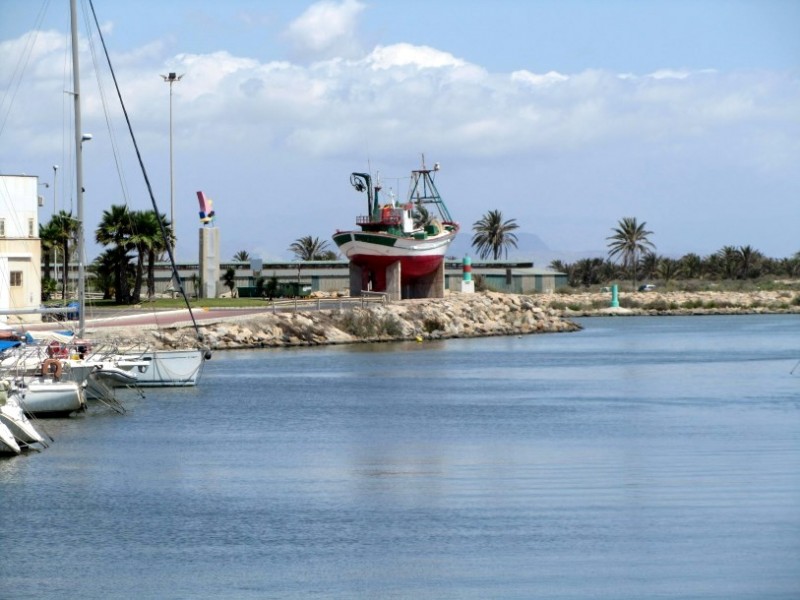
[267,293,388,313]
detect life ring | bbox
[41,358,63,380]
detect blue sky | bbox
[1,0,799,264]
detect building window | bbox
[0,218,5,237]
[10,271,23,287]
[28,218,35,237]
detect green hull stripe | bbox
[351,233,397,247]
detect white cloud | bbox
[511,70,568,86]
[1,19,798,260]
[648,68,692,80]
[366,43,465,70]
[284,0,365,60]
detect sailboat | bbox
[64,0,209,389]
[0,421,21,455]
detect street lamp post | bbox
[52,165,58,214]
[51,165,59,287]
[161,72,183,243]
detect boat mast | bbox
[70,0,86,337]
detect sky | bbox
[1,0,798,265]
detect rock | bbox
[84,288,798,353]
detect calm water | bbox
[1,315,799,599]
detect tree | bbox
[129,210,164,303]
[639,252,659,281]
[656,257,682,284]
[737,245,762,279]
[146,213,173,299]
[573,258,608,287]
[89,250,118,300]
[413,204,432,228]
[95,205,134,304]
[471,210,519,260]
[39,221,59,283]
[50,210,79,300]
[222,267,237,296]
[316,249,338,260]
[679,253,703,280]
[607,217,655,290]
[233,250,251,262]
[714,245,740,280]
[289,236,332,261]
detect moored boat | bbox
[0,383,48,448]
[0,420,21,455]
[14,378,85,418]
[123,349,205,387]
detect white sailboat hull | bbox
[121,349,205,387]
[0,421,21,454]
[17,380,86,417]
[0,399,46,446]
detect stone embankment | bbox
[91,292,581,351]
[87,289,800,352]
[539,289,800,317]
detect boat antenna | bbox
[87,0,204,345]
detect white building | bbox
[0,175,42,324]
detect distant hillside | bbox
[448,231,604,269]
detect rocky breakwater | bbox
[92,292,581,351]
[536,289,800,317]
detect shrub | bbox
[336,309,403,338]
[681,299,705,310]
[423,317,446,333]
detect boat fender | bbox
[41,359,63,380]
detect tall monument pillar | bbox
[197,191,219,299]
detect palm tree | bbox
[39,220,60,291]
[471,210,519,260]
[606,217,655,290]
[233,250,251,262]
[639,252,659,281]
[95,204,134,304]
[679,253,703,280]
[737,245,762,279]
[289,236,332,261]
[781,254,800,278]
[89,250,118,300]
[574,257,608,287]
[147,213,173,299]
[128,210,164,303]
[222,267,237,296]
[656,257,682,284]
[413,204,432,228]
[125,210,172,302]
[49,210,79,300]
[714,246,740,280]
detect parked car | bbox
[41,300,80,322]
[638,284,656,292]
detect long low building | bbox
[51,259,567,299]
[126,260,566,297]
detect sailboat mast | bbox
[70,0,86,337]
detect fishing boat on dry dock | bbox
[332,158,459,298]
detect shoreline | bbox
[535,288,800,317]
[86,289,800,351]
